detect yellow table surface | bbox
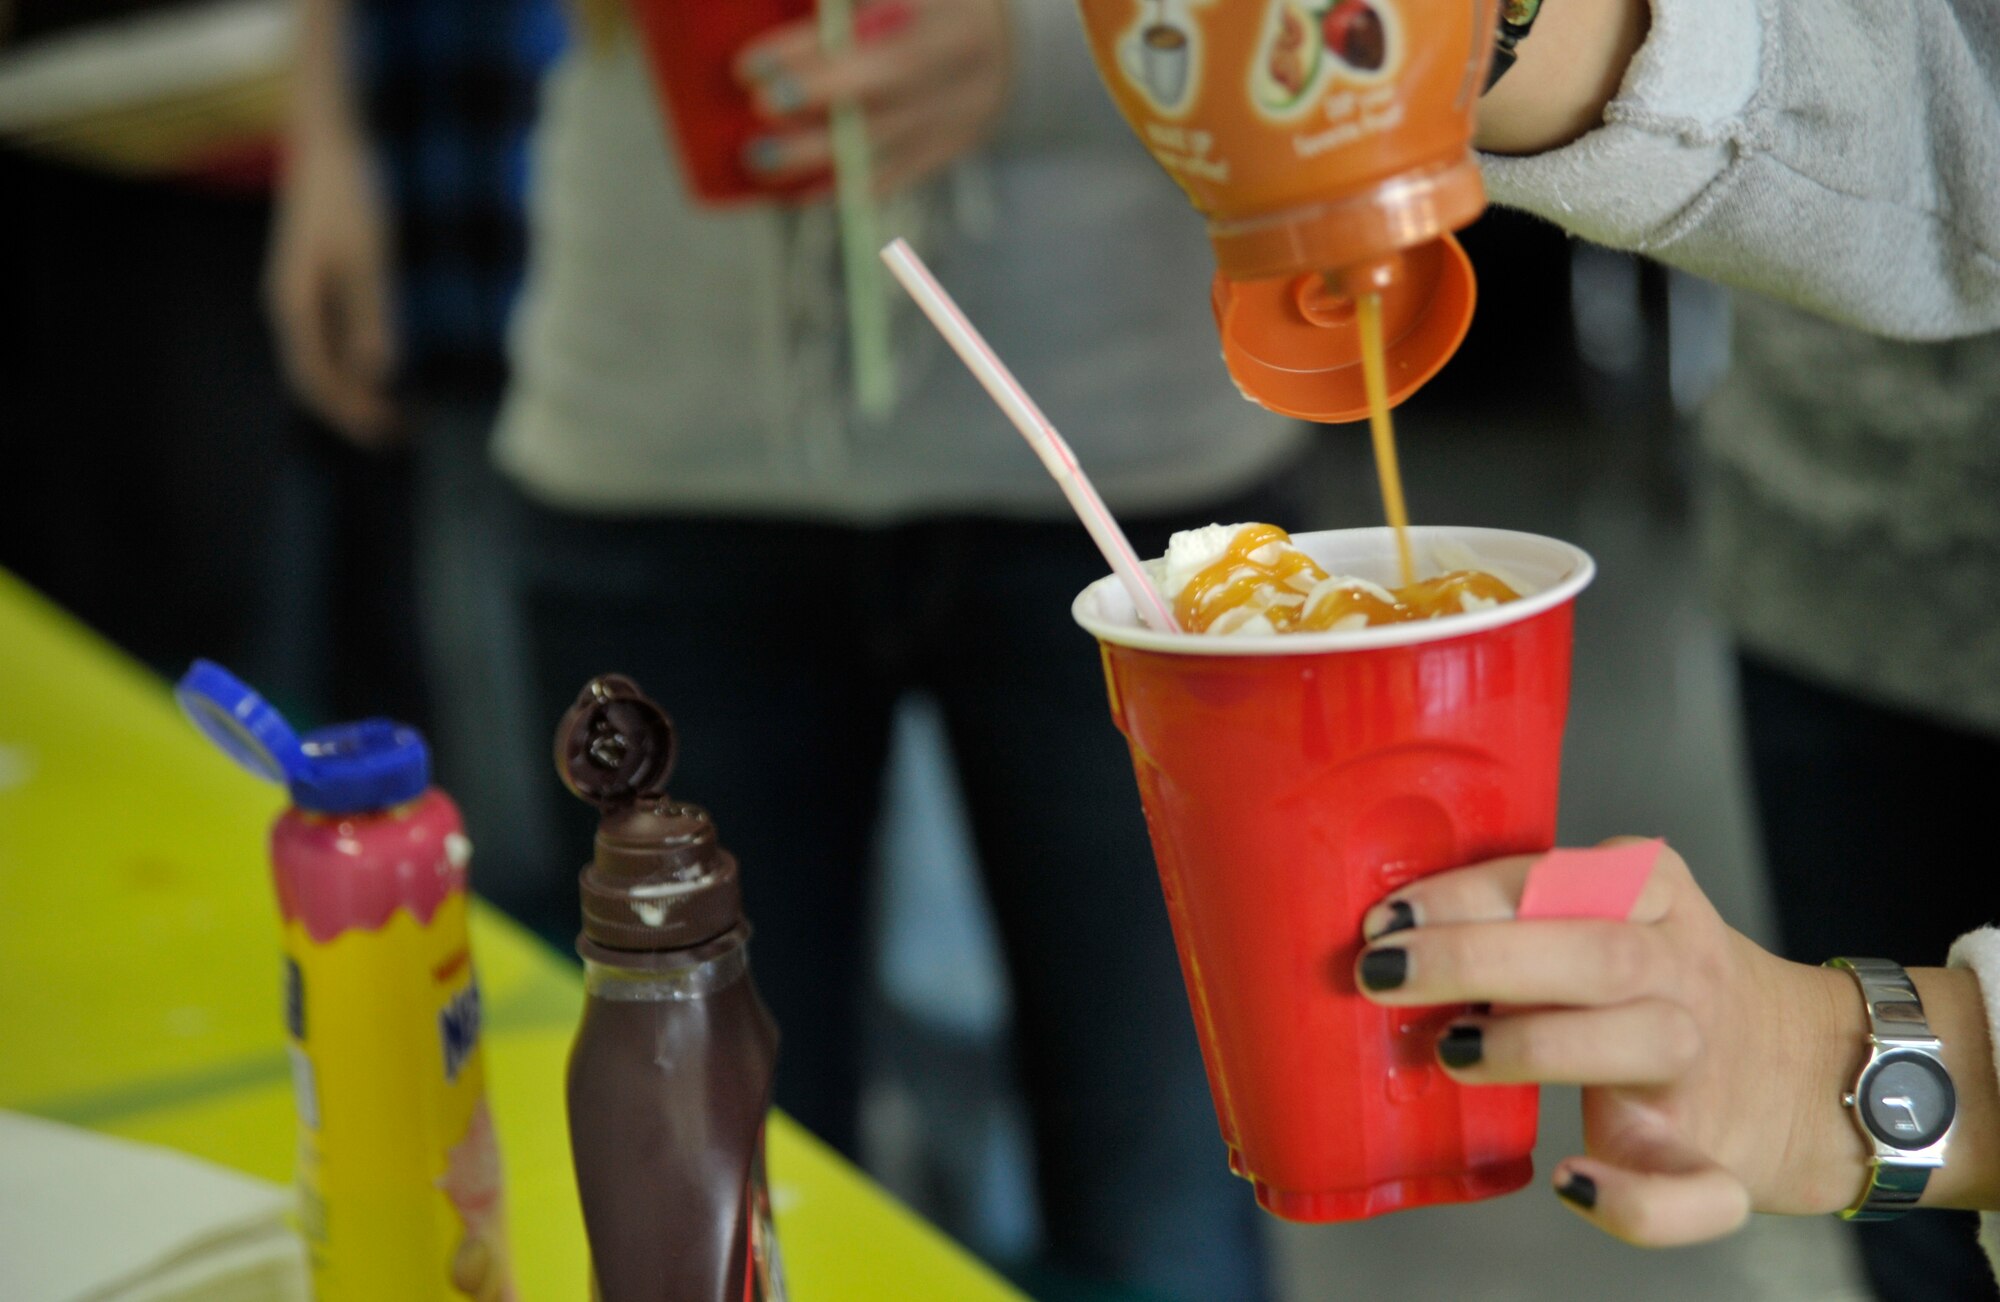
[0,570,1022,1301]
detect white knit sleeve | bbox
[1945,928,2000,1279]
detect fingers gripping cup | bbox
[624,0,820,204]
[1074,527,1594,1221]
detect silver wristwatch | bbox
[1827,958,1957,1221]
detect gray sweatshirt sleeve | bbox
[1481,0,2000,339]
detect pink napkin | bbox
[1516,839,1665,921]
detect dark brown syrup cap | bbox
[556,676,740,952]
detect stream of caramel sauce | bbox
[1357,293,1415,587]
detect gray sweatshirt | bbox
[493,4,1303,524]
[1485,0,2000,734]
[1483,0,2000,339]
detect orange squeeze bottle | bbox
[1075,0,1499,421]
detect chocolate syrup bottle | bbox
[555,676,785,1302]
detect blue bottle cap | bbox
[176,659,302,785]
[176,660,431,814]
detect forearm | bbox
[1476,0,1648,155]
[266,0,398,438]
[1477,0,2000,339]
[292,0,363,144]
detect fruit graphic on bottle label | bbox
[1270,5,1312,97]
[1253,0,1398,114]
[1322,0,1386,71]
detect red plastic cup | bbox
[625,0,822,204]
[1073,526,1596,1222]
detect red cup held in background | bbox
[1074,527,1595,1222]
[625,0,819,204]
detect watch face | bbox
[1860,1051,1956,1151]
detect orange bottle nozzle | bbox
[1212,233,1477,424]
[1325,255,1401,302]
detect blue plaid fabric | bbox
[353,0,566,398]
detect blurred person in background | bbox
[265,0,563,888]
[1477,2,2000,1296]
[491,0,1311,1295]
[0,0,292,678]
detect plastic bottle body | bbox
[567,931,785,1302]
[272,790,515,1301]
[1076,0,1498,277]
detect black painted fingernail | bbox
[1372,900,1416,940]
[1438,1024,1483,1069]
[1556,1171,1598,1211]
[1358,947,1407,991]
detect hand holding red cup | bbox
[732,0,1012,197]
[1354,841,1897,1244]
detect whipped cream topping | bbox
[1160,524,1533,637]
[1159,524,1290,635]
[1160,524,1270,597]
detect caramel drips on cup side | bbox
[1175,525,1521,634]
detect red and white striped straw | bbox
[879,239,1180,632]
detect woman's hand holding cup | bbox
[1355,841,1882,1244]
[733,0,1011,197]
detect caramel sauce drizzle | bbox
[1175,525,1521,634]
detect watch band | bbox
[1832,956,1935,1040]
[1484,0,1545,93]
[1827,958,1946,1221]
[1845,1163,1933,1222]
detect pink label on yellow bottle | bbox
[285,884,515,1301]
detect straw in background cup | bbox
[820,0,895,417]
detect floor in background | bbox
[867,399,1875,1300]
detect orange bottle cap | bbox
[1211,233,1476,424]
